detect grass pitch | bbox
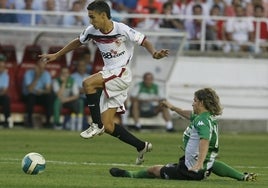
[0,128,267,188]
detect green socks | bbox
[212,160,244,180]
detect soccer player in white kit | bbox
[39,0,169,165]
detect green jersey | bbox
[52,77,79,98]
[130,82,164,112]
[183,112,219,170]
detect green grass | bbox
[0,128,267,188]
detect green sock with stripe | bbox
[212,160,244,180]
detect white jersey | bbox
[79,21,145,71]
[225,17,254,43]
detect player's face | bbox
[192,96,202,114]
[88,10,104,30]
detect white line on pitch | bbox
[1,158,268,169]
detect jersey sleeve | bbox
[119,23,145,45]
[194,117,210,140]
[79,26,93,44]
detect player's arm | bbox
[189,139,209,172]
[141,39,169,59]
[161,100,192,120]
[39,38,82,63]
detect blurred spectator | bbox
[54,0,74,11]
[0,0,17,23]
[105,0,127,23]
[62,0,88,26]
[71,58,90,105]
[39,0,62,26]
[176,0,188,15]
[8,0,45,10]
[135,0,163,29]
[113,0,138,13]
[185,0,210,16]
[0,54,11,128]
[207,0,227,15]
[71,46,93,74]
[113,0,138,25]
[136,0,163,13]
[22,59,54,128]
[262,0,268,17]
[55,0,92,12]
[184,4,203,50]
[246,0,268,17]
[16,0,41,25]
[224,0,241,16]
[130,72,174,132]
[167,0,184,14]
[70,57,91,131]
[77,0,92,11]
[136,7,160,29]
[206,4,225,50]
[82,49,93,74]
[253,4,268,53]
[159,1,184,30]
[53,67,83,131]
[224,4,254,52]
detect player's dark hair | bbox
[195,88,223,116]
[87,0,111,19]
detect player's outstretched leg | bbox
[110,123,152,165]
[212,160,257,181]
[109,167,154,178]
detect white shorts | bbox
[99,66,132,113]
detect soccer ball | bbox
[21,152,46,175]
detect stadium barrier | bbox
[0,9,267,53]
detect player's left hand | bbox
[189,164,203,173]
[153,49,169,59]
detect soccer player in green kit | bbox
[109,88,257,181]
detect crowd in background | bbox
[0,46,93,130]
[0,0,268,52]
[0,0,268,129]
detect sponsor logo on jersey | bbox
[101,50,125,59]
[197,121,205,126]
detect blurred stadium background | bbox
[0,0,267,133]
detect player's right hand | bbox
[160,100,172,109]
[38,53,57,64]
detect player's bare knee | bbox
[103,122,115,134]
[82,78,92,88]
[147,166,161,177]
